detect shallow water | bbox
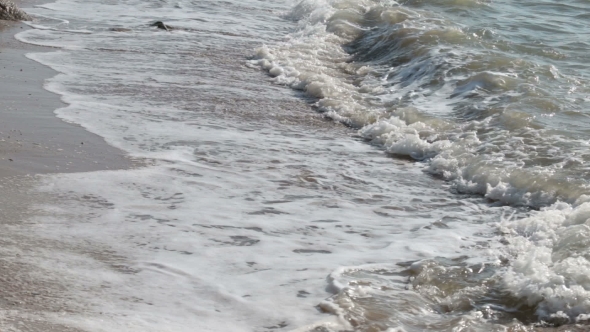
[12,0,590,330]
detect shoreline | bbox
[1,1,589,332]
[0,3,138,331]
[0,15,134,177]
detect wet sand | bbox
[0,18,133,177]
[0,3,135,330]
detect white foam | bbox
[498,202,590,323]
[23,115,502,330]
[250,0,590,210]
[14,11,505,328]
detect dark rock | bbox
[151,21,170,31]
[0,0,31,21]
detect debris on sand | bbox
[0,0,32,21]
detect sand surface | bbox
[0,3,136,331]
[0,17,133,177]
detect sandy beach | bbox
[0,18,132,177]
[0,2,135,330]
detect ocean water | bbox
[11,0,590,330]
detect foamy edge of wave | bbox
[250,0,589,209]
[499,199,590,323]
